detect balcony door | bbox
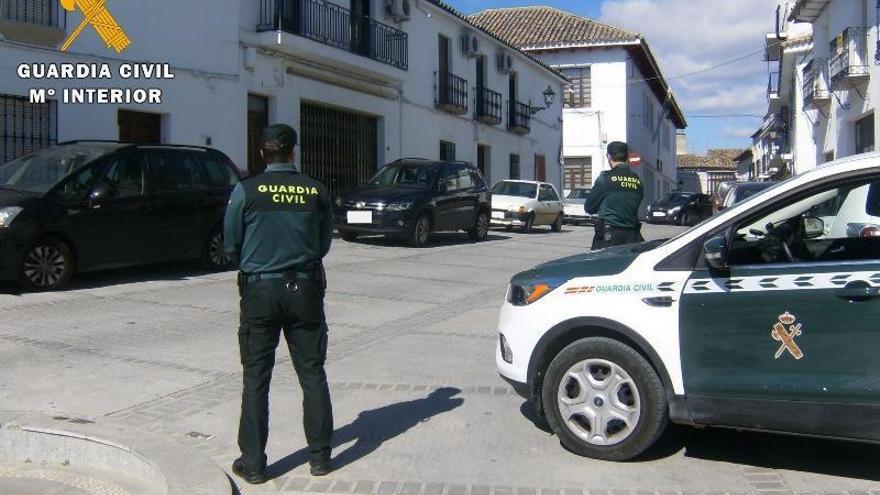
[351,0,371,55]
[508,72,518,123]
[438,35,451,103]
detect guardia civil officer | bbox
[585,141,644,250]
[224,124,335,484]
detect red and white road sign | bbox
[628,152,642,167]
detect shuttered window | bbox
[562,67,591,108]
[1,94,57,165]
[563,157,592,189]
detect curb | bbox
[0,413,231,495]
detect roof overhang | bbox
[788,0,831,22]
[530,39,686,129]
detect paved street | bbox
[2,223,880,495]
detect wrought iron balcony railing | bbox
[803,58,830,106]
[436,71,468,115]
[475,87,502,125]
[1,0,61,27]
[258,0,408,70]
[829,27,869,84]
[508,101,531,134]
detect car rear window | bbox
[200,156,239,188]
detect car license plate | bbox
[652,212,665,217]
[491,211,505,219]
[347,211,373,224]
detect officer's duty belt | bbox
[244,271,312,284]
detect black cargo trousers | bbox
[237,270,333,472]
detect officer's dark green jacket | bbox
[224,163,334,274]
[584,164,644,229]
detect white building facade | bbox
[469,7,687,206]
[1,0,565,196]
[756,0,878,176]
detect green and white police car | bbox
[497,153,880,461]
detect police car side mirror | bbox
[802,215,825,239]
[703,235,729,270]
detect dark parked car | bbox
[645,192,713,226]
[719,181,778,210]
[0,141,240,291]
[335,159,491,247]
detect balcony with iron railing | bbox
[258,0,408,70]
[803,59,830,107]
[435,71,468,115]
[0,0,65,47]
[830,27,869,85]
[508,101,531,135]
[475,87,502,125]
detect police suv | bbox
[497,153,880,461]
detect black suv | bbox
[0,141,241,290]
[645,191,713,226]
[335,159,491,247]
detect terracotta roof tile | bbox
[468,6,640,48]
[677,149,744,170]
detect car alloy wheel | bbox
[20,239,74,291]
[410,214,431,247]
[202,228,231,270]
[551,213,563,232]
[469,211,489,242]
[542,337,668,461]
[557,358,640,446]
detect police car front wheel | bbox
[542,337,668,461]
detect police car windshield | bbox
[566,188,590,199]
[368,165,437,189]
[0,144,121,194]
[492,181,537,198]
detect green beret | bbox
[261,124,298,151]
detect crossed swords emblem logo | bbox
[60,0,131,53]
[771,311,804,360]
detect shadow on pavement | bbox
[265,387,464,479]
[0,261,233,295]
[519,401,880,481]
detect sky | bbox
[447,0,776,155]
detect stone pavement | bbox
[2,224,880,495]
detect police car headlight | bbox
[0,206,23,229]
[507,279,564,306]
[386,202,413,211]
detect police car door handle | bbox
[837,282,880,302]
[642,296,674,307]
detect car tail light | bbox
[861,225,880,237]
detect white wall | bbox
[1,0,564,189]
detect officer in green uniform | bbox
[585,141,644,250]
[224,124,335,483]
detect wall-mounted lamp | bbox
[529,86,556,115]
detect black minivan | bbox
[0,141,241,290]
[335,159,491,247]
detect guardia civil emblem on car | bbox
[771,312,803,360]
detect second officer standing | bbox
[224,124,335,484]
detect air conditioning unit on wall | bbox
[495,52,513,73]
[383,0,411,22]
[461,33,479,58]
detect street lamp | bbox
[529,86,556,115]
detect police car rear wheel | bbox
[18,238,75,291]
[542,337,668,461]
